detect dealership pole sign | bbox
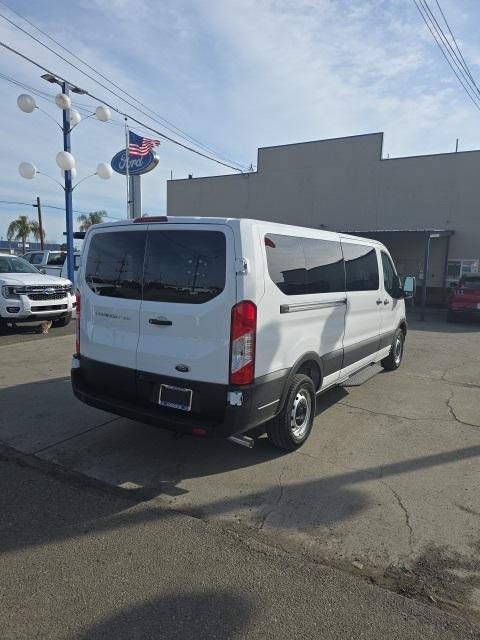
[111,149,159,175]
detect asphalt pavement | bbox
[1,451,478,640]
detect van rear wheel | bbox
[266,374,316,451]
[381,328,404,371]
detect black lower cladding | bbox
[72,356,288,438]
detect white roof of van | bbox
[91,216,384,245]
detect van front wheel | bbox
[266,374,316,451]
[381,328,404,371]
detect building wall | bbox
[167,132,480,286]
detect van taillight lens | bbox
[229,301,256,385]
[75,291,81,356]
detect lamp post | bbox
[17,79,112,282]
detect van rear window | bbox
[85,229,226,304]
[143,230,226,304]
[85,231,146,299]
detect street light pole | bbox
[61,81,75,283]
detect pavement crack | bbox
[382,481,414,558]
[446,390,480,429]
[31,417,121,455]
[258,460,289,531]
[338,402,416,422]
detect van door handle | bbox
[384,299,390,305]
[376,298,383,305]
[149,318,172,326]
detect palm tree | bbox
[30,220,46,244]
[77,210,107,232]
[7,215,44,254]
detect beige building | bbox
[167,132,480,306]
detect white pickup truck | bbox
[0,253,75,330]
[22,250,66,276]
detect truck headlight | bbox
[1,286,25,299]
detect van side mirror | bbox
[403,276,416,299]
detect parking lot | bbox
[1,313,479,622]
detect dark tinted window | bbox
[30,253,43,265]
[343,243,379,291]
[85,231,146,299]
[381,252,396,296]
[302,238,345,293]
[143,230,226,304]
[47,252,66,266]
[265,234,306,295]
[265,234,345,295]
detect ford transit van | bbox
[72,216,411,450]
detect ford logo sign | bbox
[111,149,159,176]
[44,288,55,294]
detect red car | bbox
[447,274,480,322]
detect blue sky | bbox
[1,0,480,242]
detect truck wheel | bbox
[52,314,72,328]
[266,374,316,451]
[381,328,404,371]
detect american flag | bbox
[128,131,161,157]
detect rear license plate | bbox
[159,384,193,411]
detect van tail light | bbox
[75,290,81,356]
[229,301,257,385]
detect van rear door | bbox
[136,223,236,385]
[81,225,146,371]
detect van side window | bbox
[265,235,306,295]
[85,231,146,299]
[342,243,379,291]
[265,234,345,295]
[47,253,66,266]
[381,252,396,296]
[302,238,345,293]
[143,230,226,304]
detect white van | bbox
[72,216,413,451]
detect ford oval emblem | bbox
[175,364,190,373]
[111,149,159,176]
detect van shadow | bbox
[75,590,254,640]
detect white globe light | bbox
[55,93,71,110]
[61,167,77,180]
[69,110,82,126]
[56,151,76,171]
[96,162,113,179]
[18,162,37,179]
[17,94,36,113]
[95,105,111,122]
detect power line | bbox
[433,0,477,86]
[0,4,248,170]
[0,71,170,141]
[419,0,480,96]
[0,200,123,220]
[0,40,246,171]
[413,0,480,112]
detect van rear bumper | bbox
[71,356,288,438]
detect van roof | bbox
[90,216,385,246]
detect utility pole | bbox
[61,81,75,283]
[34,196,44,250]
